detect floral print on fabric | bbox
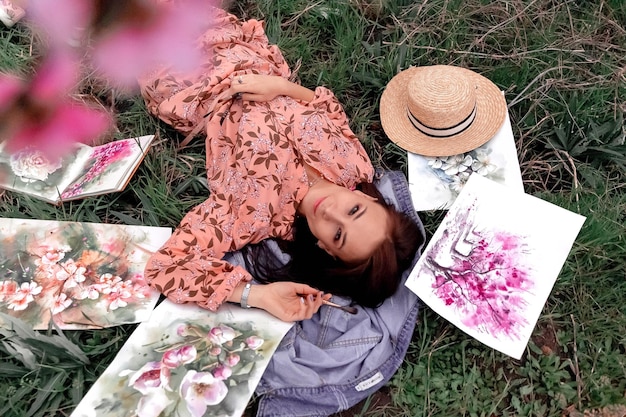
[140,8,373,311]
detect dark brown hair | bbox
[243,182,423,307]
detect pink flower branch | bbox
[1,0,218,157]
[427,198,533,339]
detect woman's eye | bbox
[349,205,359,215]
[334,228,342,241]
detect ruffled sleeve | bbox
[144,196,252,312]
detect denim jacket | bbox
[225,170,425,417]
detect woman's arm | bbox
[145,195,329,320]
[147,222,327,320]
[228,74,315,102]
[228,281,328,322]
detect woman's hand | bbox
[247,281,330,322]
[227,74,315,103]
[228,74,285,102]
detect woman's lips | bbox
[313,197,326,214]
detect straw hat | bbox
[380,65,506,156]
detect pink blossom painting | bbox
[70,300,293,417]
[59,136,151,200]
[0,218,171,329]
[405,174,586,359]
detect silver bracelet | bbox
[240,282,252,309]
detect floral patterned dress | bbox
[139,8,374,311]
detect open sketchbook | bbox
[405,174,586,359]
[0,217,171,329]
[0,134,154,204]
[71,301,294,417]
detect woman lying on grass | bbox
[139,6,423,322]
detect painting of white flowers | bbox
[71,300,294,417]
[408,111,524,211]
[0,218,171,329]
[405,174,586,359]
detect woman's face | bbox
[299,182,390,263]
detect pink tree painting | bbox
[405,174,586,359]
[425,199,533,340]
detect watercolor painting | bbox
[60,135,154,200]
[0,142,85,203]
[405,174,586,359]
[71,300,293,417]
[408,110,524,211]
[0,218,171,329]
[0,135,154,203]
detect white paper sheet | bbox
[405,174,586,359]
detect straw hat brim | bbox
[380,65,507,157]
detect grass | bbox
[1,0,625,416]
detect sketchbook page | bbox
[60,135,155,201]
[408,105,524,211]
[405,174,586,359]
[0,218,171,330]
[0,142,93,204]
[71,300,294,417]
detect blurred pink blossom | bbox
[26,0,92,49]
[91,0,217,88]
[0,53,112,158]
[28,51,80,101]
[0,75,21,113]
[0,1,110,156]
[1,0,219,157]
[10,103,111,158]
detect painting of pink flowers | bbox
[408,110,524,211]
[70,300,293,417]
[60,135,154,200]
[405,174,585,359]
[0,218,171,329]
